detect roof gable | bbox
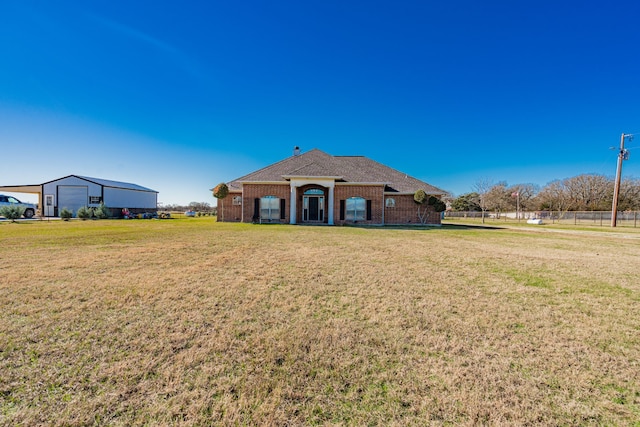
[228,149,446,194]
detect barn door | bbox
[58,186,88,216]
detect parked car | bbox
[0,194,37,218]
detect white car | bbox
[0,194,37,218]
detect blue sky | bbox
[1,1,639,205]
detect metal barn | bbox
[41,175,158,217]
[0,175,158,218]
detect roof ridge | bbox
[228,148,330,183]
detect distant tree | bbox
[451,192,481,211]
[618,178,640,211]
[188,201,212,212]
[485,182,510,215]
[482,182,540,218]
[563,174,612,211]
[508,183,539,212]
[0,205,25,222]
[535,179,572,214]
[473,178,494,224]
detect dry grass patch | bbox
[1,218,639,425]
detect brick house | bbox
[214,148,447,226]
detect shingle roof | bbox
[228,149,446,194]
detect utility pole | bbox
[611,133,631,227]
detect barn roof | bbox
[44,175,158,193]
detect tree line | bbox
[450,174,640,214]
[160,202,216,213]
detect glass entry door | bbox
[303,195,324,222]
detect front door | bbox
[303,195,324,222]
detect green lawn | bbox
[1,217,639,425]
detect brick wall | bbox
[333,185,384,225]
[218,183,442,225]
[218,192,243,222]
[384,194,441,225]
[242,184,290,223]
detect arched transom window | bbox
[304,188,324,195]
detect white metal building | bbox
[43,175,158,217]
[1,175,158,217]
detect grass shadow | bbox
[345,223,506,231]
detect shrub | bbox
[427,196,447,212]
[94,203,110,219]
[414,190,446,224]
[213,183,229,199]
[76,206,93,220]
[0,205,25,222]
[60,208,73,220]
[413,189,427,205]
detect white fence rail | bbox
[444,211,640,227]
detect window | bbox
[385,198,396,208]
[304,188,324,195]
[345,197,366,221]
[260,196,280,221]
[232,196,242,206]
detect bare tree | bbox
[535,179,571,216]
[563,174,612,211]
[473,178,494,224]
[484,182,510,216]
[618,178,640,211]
[508,183,539,215]
[188,201,212,212]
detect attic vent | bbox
[293,146,301,156]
